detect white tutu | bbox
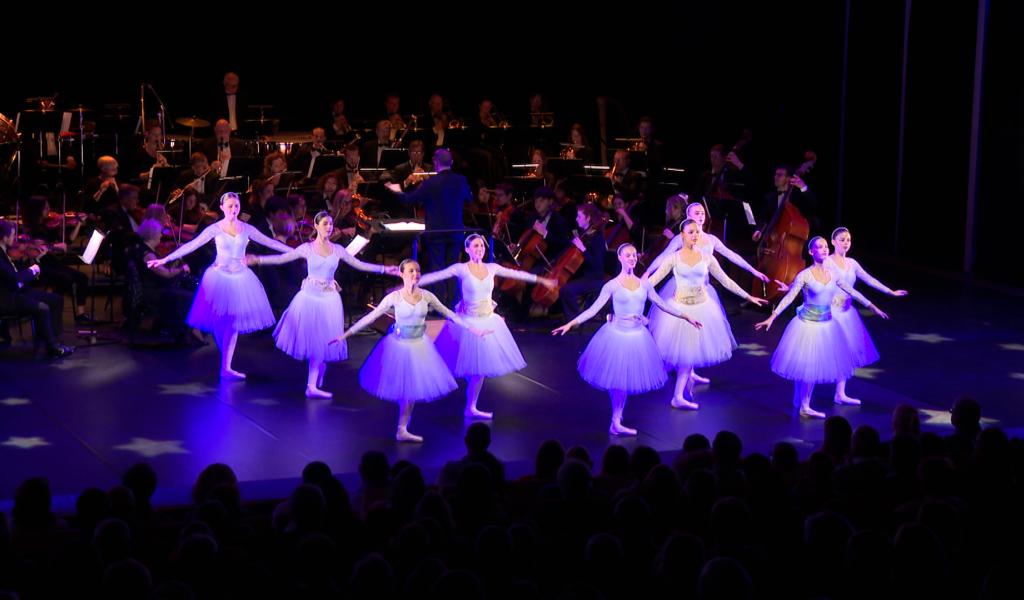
[433,311,525,378]
[649,296,737,368]
[187,265,275,333]
[273,280,347,362]
[832,305,880,368]
[648,279,735,347]
[578,318,668,393]
[359,331,457,402]
[771,313,857,383]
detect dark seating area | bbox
[1,399,1019,599]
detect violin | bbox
[43,211,88,229]
[7,235,48,262]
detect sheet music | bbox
[742,202,756,226]
[79,230,105,265]
[345,234,370,256]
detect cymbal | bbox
[176,116,211,128]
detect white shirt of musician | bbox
[218,145,232,178]
[306,148,321,179]
[227,94,238,131]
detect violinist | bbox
[265,214,304,312]
[326,189,360,245]
[0,219,73,357]
[173,152,218,204]
[490,182,516,240]
[753,165,817,242]
[22,196,93,323]
[527,149,556,189]
[559,203,608,321]
[134,219,199,343]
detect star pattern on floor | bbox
[0,397,31,406]
[920,409,1000,427]
[113,437,189,458]
[737,343,769,356]
[854,368,884,380]
[2,436,50,449]
[1011,373,1024,381]
[249,398,280,406]
[999,343,1024,352]
[158,383,217,397]
[904,332,953,344]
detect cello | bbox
[530,231,587,308]
[750,151,817,302]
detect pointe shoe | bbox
[799,407,826,419]
[690,372,711,385]
[609,422,638,436]
[464,408,493,419]
[834,395,862,406]
[395,428,424,443]
[671,396,700,410]
[220,369,246,380]
[305,386,333,399]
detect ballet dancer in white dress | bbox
[148,192,293,379]
[248,211,400,398]
[418,233,556,418]
[333,259,491,442]
[552,243,702,435]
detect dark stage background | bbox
[4,1,1021,286]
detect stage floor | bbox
[2,262,1023,508]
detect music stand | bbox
[545,158,585,179]
[567,175,614,201]
[379,148,409,170]
[501,176,543,200]
[225,157,261,180]
[149,167,181,203]
[310,155,345,179]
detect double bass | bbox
[750,151,817,302]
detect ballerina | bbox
[552,243,702,436]
[827,227,907,404]
[644,201,769,385]
[754,236,889,418]
[247,211,400,398]
[333,259,491,443]
[646,219,768,409]
[417,234,556,419]
[148,192,293,379]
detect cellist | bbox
[752,165,817,243]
